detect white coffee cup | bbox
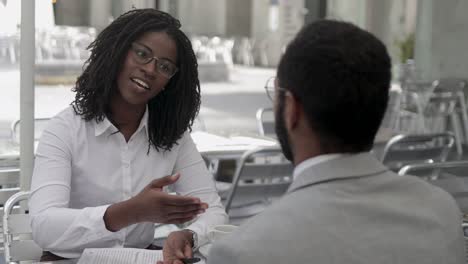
[208,224,238,242]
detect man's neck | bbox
[293,144,323,166]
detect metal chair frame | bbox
[255,107,275,138]
[3,191,42,263]
[224,146,293,221]
[379,132,455,171]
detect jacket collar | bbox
[287,152,389,194]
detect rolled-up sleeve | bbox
[29,116,122,258]
[172,132,229,247]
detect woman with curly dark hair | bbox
[29,9,227,262]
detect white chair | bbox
[0,168,20,254]
[424,90,464,155]
[255,107,275,138]
[10,118,50,144]
[223,146,293,225]
[3,191,42,263]
[379,132,455,172]
[397,80,437,134]
[433,79,468,146]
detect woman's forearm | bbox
[103,198,140,232]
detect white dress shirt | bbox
[29,106,228,258]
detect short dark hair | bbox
[277,20,391,153]
[72,9,200,151]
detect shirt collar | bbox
[94,105,149,138]
[293,153,344,180]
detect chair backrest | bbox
[403,80,438,112]
[424,90,459,124]
[0,168,20,254]
[380,132,455,171]
[10,118,50,144]
[224,146,293,217]
[397,80,439,134]
[3,191,42,263]
[435,78,467,93]
[255,107,275,138]
[0,168,20,188]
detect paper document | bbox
[77,248,163,264]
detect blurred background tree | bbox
[396,32,415,63]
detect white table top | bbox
[191,131,277,160]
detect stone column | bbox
[415,0,468,80]
[226,0,252,37]
[54,0,89,26]
[177,0,226,36]
[89,0,112,31]
[365,0,392,49]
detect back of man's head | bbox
[277,20,391,153]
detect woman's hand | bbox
[157,230,194,264]
[132,173,208,223]
[104,173,208,231]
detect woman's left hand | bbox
[157,230,193,264]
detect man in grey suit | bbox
[208,20,464,264]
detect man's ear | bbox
[284,92,301,131]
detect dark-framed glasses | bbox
[130,42,178,79]
[264,76,287,101]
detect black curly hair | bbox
[72,8,200,152]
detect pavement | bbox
[0,65,276,140]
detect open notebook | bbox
[77,248,205,264]
[77,248,163,263]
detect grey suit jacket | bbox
[208,153,465,264]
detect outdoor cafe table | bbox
[1,130,394,170]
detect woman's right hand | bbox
[104,173,208,232]
[132,173,208,224]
